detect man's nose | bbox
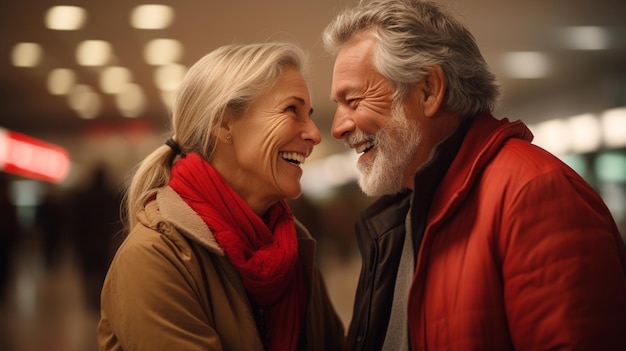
[331,107,356,140]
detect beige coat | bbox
[98,186,345,351]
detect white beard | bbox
[357,104,422,196]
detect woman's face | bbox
[215,66,321,215]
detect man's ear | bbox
[421,64,446,118]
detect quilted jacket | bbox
[350,112,626,351]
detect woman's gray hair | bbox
[123,42,308,230]
[322,0,500,118]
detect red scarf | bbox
[169,153,307,351]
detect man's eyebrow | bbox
[330,84,352,103]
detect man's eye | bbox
[348,99,360,109]
[285,105,297,113]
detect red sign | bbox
[0,128,70,183]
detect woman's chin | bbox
[281,183,303,200]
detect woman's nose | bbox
[303,119,322,145]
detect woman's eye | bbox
[285,105,297,113]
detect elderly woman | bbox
[97,42,345,351]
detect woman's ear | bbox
[421,64,446,118]
[216,119,232,144]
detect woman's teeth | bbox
[280,152,305,165]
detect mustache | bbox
[345,129,376,148]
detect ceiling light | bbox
[602,107,626,148]
[115,83,146,118]
[143,39,183,65]
[67,84,92,110]
[567,113,602,153]
[68,84,101,119]
[130,4,174,29]
[76,40,113,66]
[74,92,101,120]
[530,119,569,155]
[558,26,610,50]
[154,63,187,91]
[47,68,77,95]
[11,42,43,67]
[45,6,87,30]
[100,66,133,94]
[502,51,550,79]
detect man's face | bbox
[330,33,422,196]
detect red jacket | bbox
[406,113,626,350]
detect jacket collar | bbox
[359,190,413,240]
[156,185,225,254]
[427,112,533,229]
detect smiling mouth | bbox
[355,140,375,154]
[280,152,306,165]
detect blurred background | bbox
[1,0,625,350]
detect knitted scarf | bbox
[169,153,306,351]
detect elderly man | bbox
[323,0,626,350]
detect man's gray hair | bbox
[323,0,500,118]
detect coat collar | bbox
[427,112,532,230]
[156,185,225,255]
[359,190,412,240]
